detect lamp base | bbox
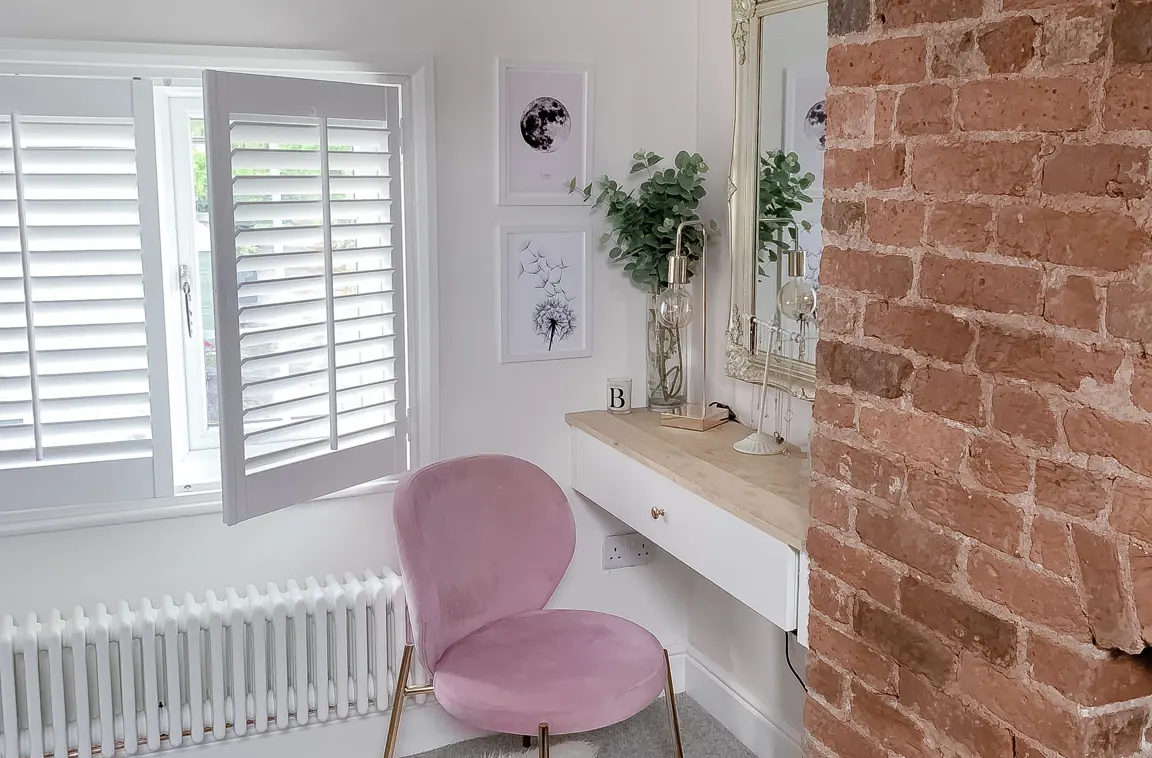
[660,404,729,432]
[733,432,787,456]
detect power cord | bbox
[785,631,807,692]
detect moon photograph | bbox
[520,97,572,153]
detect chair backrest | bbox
[393,454,576,672]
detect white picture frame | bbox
[783,67,829,198]
[499,225,592,363]
[498,60,593,205]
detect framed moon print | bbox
[498,61,593,205]
[783,68,829,198]
[499,225,592,363]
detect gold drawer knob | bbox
[651,507,666,520]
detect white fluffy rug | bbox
[483,742,598,758]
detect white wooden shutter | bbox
[204,71,407,525]
[0,76,169,510]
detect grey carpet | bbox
[409,696,757,758]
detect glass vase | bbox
[646,293,687,410]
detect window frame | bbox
[0,40,439,533]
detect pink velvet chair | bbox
[382,454,684,758]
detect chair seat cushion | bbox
[432,609,666,736]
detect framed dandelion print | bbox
[498,60,593,205]
[499,225,592,363]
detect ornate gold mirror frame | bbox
[725,0,824,401]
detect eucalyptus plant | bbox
[569,150,718,294]
[759,150,815,271]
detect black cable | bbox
[785,631,807,692]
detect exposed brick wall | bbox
[809,0,1152,756]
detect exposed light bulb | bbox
[657,286,695,328]
[778,278,817,321]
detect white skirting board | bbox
[161,648,798,758]
[682,648,803,758]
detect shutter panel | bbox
[0,77,164,509]
[204,71,408,525]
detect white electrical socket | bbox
[603,532,656,569]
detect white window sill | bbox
[0,475,403,538]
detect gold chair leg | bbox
[382,643,415,758]
[664,650,685,758]
[538,722,550,758]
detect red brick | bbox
[1104,71,1152,131]
[920,255,1042,315]
[828,38,927,86]
[816,341,914,400]
[1113,0,1152,64]
[1031,514,1075,578]
[969,437,1032,495]
[992,385,1057,446]
[911,367,985,426]
[857,505,960,581]
[810,613,899,695]
[1044,275,1100,331]
[807,527,901,607]
[825,90,871,143]
[1041,6,1110,66]
[818,292,860,337]
[805,698,888,758]
[926,202,993,252]
[811,569,854,625]
[899,671,1013,758]
[913,141,1039,196]
[1035,460,1109,520]
[895,84,952,136]
[875,90,898,142]
[820,247,913,297]
[903,577,1019,666]
[1071,525,1143,653]
[1083,708,1147,758]
[850,680,932,758]
[1042,144,1148,198]
[830,0,872,35]
[1028,635,1152,706]
[957,79,1091,132]
[1130,543,1152,641]
[1107,271,1152,342]
[932,29,981,78]
[866,198,924,247]
[976,327,1122,392]
[812,436,907,505]
[1131,360,1152,413]
[1066,408,1152,478]
[969,547,1090,638]
[860,406,968,471]
[978,16,1039,73]
[854,600,957,680]
[822,199,866,236]
[879,0,981,26]
[863,302,975,363]
[807,654,848,707]
[826,145,908,190]
[957,652,1081,757]
[906,469,1023,553]
[813,391,856,430]
[1110,479,1152,543]
[811,480,854,531]
[998,206,1148,272]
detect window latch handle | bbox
[179,264,194,339]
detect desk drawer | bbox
[572,428,799,632]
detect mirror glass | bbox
[754,3,827,366]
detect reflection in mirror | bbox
[755,2,827,368]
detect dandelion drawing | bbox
[533,297,577,351]
[517,240,573,301]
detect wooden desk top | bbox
[565,410,810,550]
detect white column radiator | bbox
[0,569,412,758]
